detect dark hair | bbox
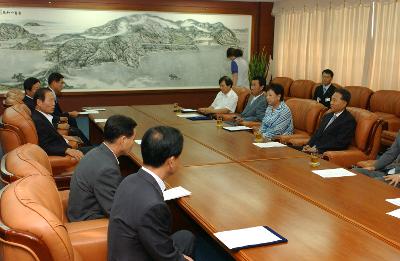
[104,115,137,143]
[48,72,64,85]
[33,88,51,106]
[23,77,40,92]
[266,83,284,101]
[141,126,184,168]
[322,69,334,78]
[226,47,243,58]
[219,76,233,88]
[251,76,266,90]
[334,88,351,105]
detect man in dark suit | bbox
[108,126,195,261]
[32,88,85,160]
[303,88,356,154]
[68,115,137,222]
[313,69,336,108]
[22,77,41,111]
[235,75,267,123]
[47,72,90,145]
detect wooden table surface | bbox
[89,104,400,259]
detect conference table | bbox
[89,104,400,260]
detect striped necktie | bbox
[324,114,337,130]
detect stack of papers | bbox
[223,126,252,131]
[94,118,107,123]
[312,168,356,178]
[79,110,99,115]
[176,113,202,118]
[253,142,287,148]
[83,107,106,111]
[163,186,191,201]
[386,209,400,219]
[181,108,197,113]
[386,198,400,207]
[135,140,142,145]
[214,226,287,250]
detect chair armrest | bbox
[287,137,310,147]
[277,134,311,144]
[66,219,108,261]
[323,150,369,168]
[48,156,78,176]
[241,121,261,128]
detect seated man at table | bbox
[68,115,137,221]
[313,69,336,108]
[303,88,356,154]
[108,126,195,261]
[22,77,41,111]
[32,88,91,159]
[47,72,91,145]
[260,84,293,139]
[234,75,267,124]
[354,132,400,187]
[198,76,238,115]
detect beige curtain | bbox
[368,0,400,91]
[273,2,371,86]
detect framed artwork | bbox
[0,7,252,90]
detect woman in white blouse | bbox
[198,76,238,115]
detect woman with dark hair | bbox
[260,84,293,138]
[198,76,238,114]
[226,47,249,88]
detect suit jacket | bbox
[240,94,267,121]
[375,132,400,171]
[308,109,356,153]
[108,168,184,261]
[313,84,336,108]
[31,110,71,156]
[22,95,35,111]
[68,143,122,221]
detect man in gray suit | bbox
[108,126,195,261]
[68,115,137,221]
[235,75,267,123]
[355,132,400,187]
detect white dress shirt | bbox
[141,166,166,192]
[210,89,238,113]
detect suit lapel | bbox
[324,110,346,132]
[36,111,62,137]
[138,169,164,199]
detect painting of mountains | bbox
[0,7,251,90]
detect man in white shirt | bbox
[198,76,238,114]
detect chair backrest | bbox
[0,123,26,154]
[271,77,293,98]
[347,107,380,152]
[1,144,52,185]
[369,90,400,117]
[232,86,250,113]
[0,174,73,261]
[289,80,315,99]
[286,98,327,135]
[2,104,38,152]
[311,83,342,98]
[345,86,374,109]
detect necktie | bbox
[324,114,337,130]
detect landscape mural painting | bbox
[0,7,251,90]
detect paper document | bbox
[223,126,252,131]
[94,118,107,123]
[135,140,142,145]
[386,209,400,219]
[253,142,287,148]
[176,113,202,118]
[79,110,99,115]
[163,186,191,201]
[83,107,106,111]
[181,108,197,113]
[386,198,400,207]
[312,168,356,178]
[214,226,287,250]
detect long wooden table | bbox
[89,104,400,259]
